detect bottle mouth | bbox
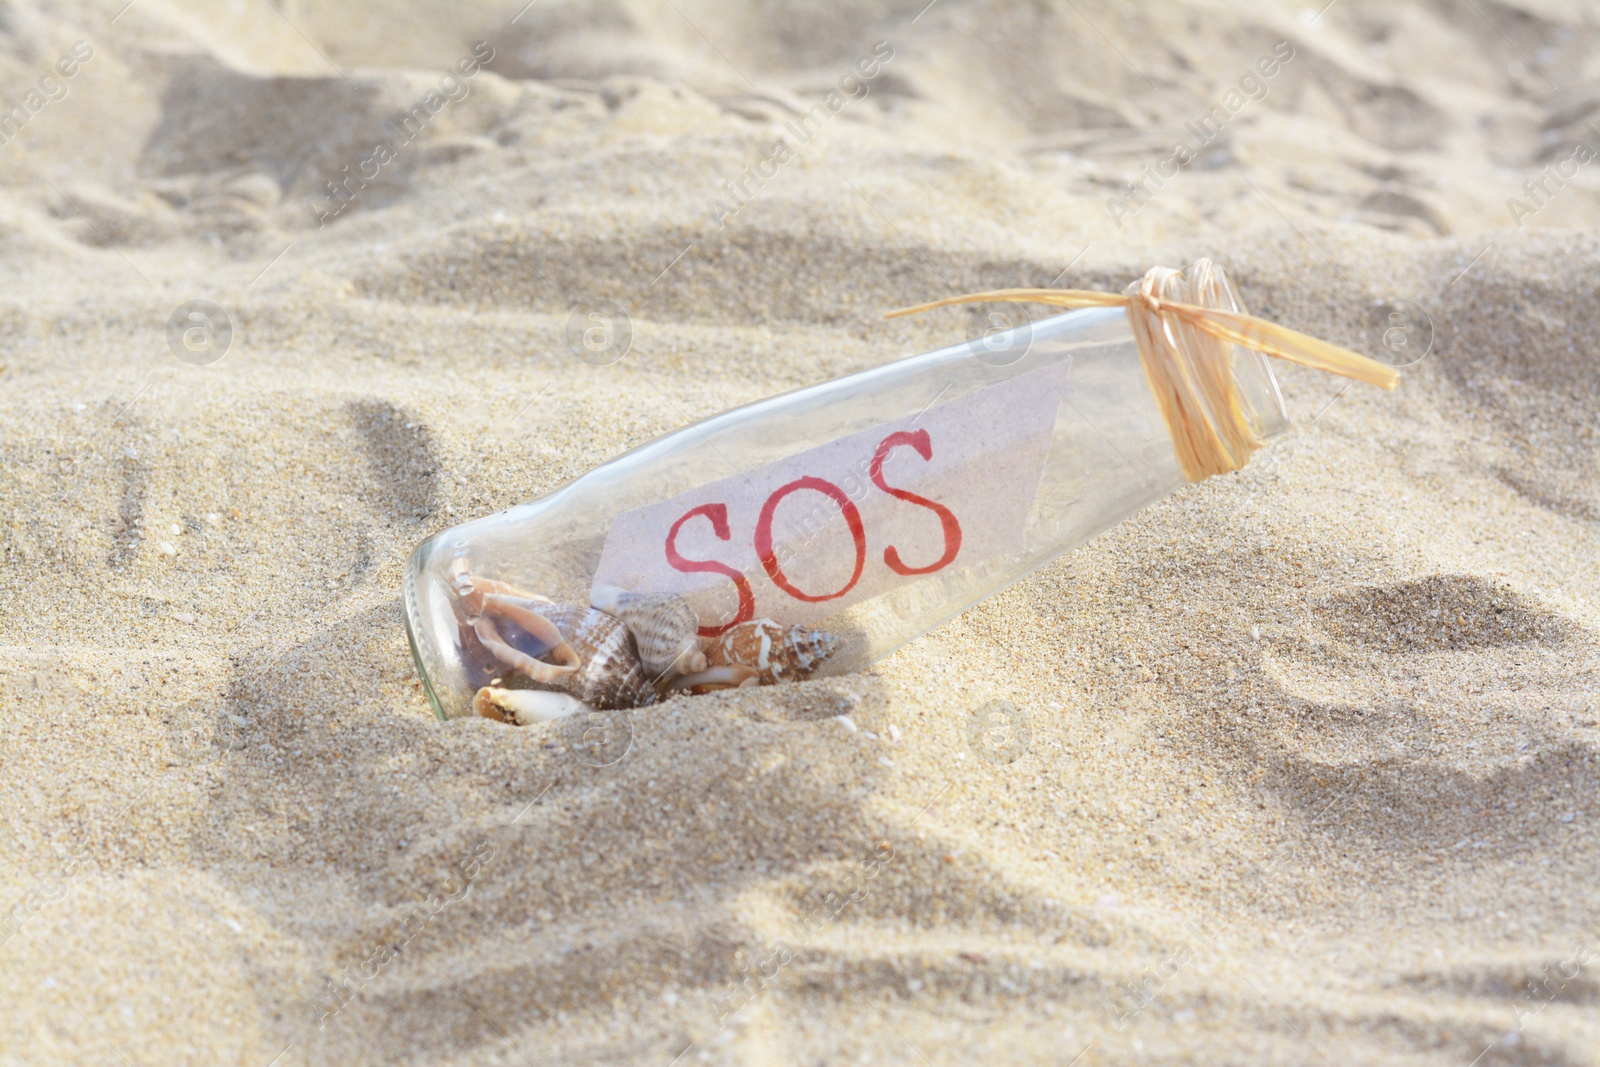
[1123,259,1291,482]
[1233,340,1291,443]
[884,257,1398,484]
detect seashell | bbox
[460,580,658,712]
[458,616,508,690]
[663,663,762,696]
[524,603,659,710]
[470,592,582,686]
[454,569,573,684]
[700,618,840,686]
[591,586,707,679]
[474,687,591,725]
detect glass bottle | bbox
[403,264,1387,723]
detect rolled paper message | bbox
[404,259,1398,722]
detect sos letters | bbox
[592,364,1069,630]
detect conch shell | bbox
[673,618,840,691]
[454,569,658,716]
[591,585,707,679]
[530,603,661,710]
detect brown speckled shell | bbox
[704,619,839,685]
[591,589,705,677]
[536,605,659,709]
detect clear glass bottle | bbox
[404,301,1290,722]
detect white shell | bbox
[474,688,591,724]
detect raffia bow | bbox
[888,259,1399,482]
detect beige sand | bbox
[2,1,1597,1063]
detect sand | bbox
[1,0,1598,1064]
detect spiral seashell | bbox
[532,604,660,710]
[465,588,658,712]
[591,585,708,679]
[702,618,840,686]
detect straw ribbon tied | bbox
[887,258,1400,482]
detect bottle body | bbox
[405,306,1288,721]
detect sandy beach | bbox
[1,1,1597,1063]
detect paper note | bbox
[592,363,1069,631]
